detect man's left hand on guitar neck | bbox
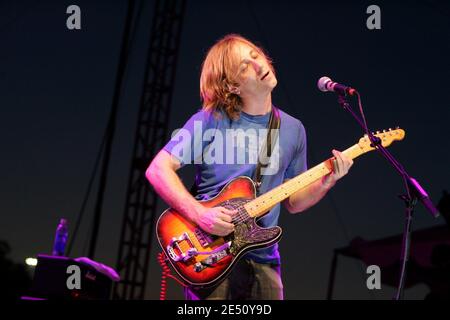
[321,149,354,189]
[283,149,353,214]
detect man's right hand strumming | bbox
[194,206,237,237]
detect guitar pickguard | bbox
[229,218,281,255]
[216,198,281,256]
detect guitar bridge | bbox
[166,232,197,262]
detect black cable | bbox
[82,215,94,257]
[68,0,145,256]
[66,128,108,256]
[87,0,142,259]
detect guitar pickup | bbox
[193,249,228,272]
[194,227,215,248]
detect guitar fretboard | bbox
[243,143,365,218]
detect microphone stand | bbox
[336,93,439,300]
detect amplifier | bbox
[28,254,113,300]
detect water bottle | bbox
[52,218,68,256]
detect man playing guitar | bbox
[146,34,353,300]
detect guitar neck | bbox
[244,143,366,218]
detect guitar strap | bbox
[253,105,280,195]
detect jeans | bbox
[184,258,284,300]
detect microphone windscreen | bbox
[317,76,332,92]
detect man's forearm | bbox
[285,149,354,214]
[284,178,332,214]
[146,163,203,223]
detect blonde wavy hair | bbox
[200,34,275,120]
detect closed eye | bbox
[240,62,249,72]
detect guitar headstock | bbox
[358,128,405,153]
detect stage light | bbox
[25,258,38,266]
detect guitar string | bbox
[188,138,394,253]
[200,138,392,230]
[230,158,336,224]
[225,142,375,225]
[194,140,377,242]
[232,207,250,224]
[238,145,362,222]
[195,145,369,239]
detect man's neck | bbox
[241,92,272,116]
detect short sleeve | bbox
[163,110,216,167]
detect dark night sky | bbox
[1,0,449,299]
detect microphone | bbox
[317,76,357,96]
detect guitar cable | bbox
[157,252,187,300]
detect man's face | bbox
[231,42,277,98]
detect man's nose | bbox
[249,60,262,75]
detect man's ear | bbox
[228,85,240,95]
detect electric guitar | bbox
[156,128,405,287]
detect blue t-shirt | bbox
[163,107,307,265]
